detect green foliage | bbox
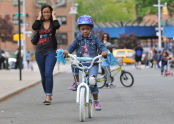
[135,0,174,17]
[76,0,174,23]
[76,0,136,23]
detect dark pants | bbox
[35,50,57,96]
[161,64,168,73]
[0,57,5,69]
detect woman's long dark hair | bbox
[41,4,53,21]
[102,33,110,42]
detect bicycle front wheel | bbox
[120,71,134,87]
[88,99,93,118]
[79,87,86,122]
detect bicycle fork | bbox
[76,82,90,104]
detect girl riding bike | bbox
[63,15,108,111]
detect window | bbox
[56,0,66,8]
[116,51,125,56]
[13,0,23,6]
[36,0,47,8]
[127,51,134,56]
[56,33,68,45]
[56,16,67,25]
[12,14,23,24]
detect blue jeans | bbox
[71,63,99,94]
[35,50,57,96]
[161,64,168,73]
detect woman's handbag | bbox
[31,30,39,45]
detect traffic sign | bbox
[15,13,23,16]
[155,27,164,31]
[13,33,23,42]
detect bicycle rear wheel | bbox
[96,74,106,89]
[79,87,86,122]
[120,71,134,87]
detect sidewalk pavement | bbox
[0,62,71,102]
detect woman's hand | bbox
[37,11,42,20]
[52,11,57,20]
[52,11,56,17]
[63,50,69,57]
[101,51,108,58]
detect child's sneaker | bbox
[93,100,102,111]
[108,83,115,88]
[68,82,78,91]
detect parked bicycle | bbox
[68,53,102,122]
[97,64,134,88]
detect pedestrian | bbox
[63,15,108,111]
[102,33,112,52]
[143,52,148,67]
[134,43,143,69]
[29,53,34,71]
[100,33,112,74]
[0,49,5,69]
[153,49,158,68]
[26,51,30,69]
[32,4,60,105]
[101,33,112,87]
[150,47,154,68]
[156,50,162,68]
[4,50,10,70]
[161,51,170,75]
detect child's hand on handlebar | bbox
[63,50,69,57]
[101,51,108,58]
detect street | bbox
[0,67,174,124]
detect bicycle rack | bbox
[76,82,90,104]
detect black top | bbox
[32,20,60,54]
[135,46,143,57]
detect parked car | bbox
[8,58,16,69]
[112,49,135,64]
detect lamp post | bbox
[153,0,167,50]
[69,0,78,42]
[20,0,27,69]
[18,0,22,80]
[22,0,27,69]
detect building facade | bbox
[0,0,74,51]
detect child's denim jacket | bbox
[66,33,107,57]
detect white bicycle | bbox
[68,54,102,122]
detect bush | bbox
[117,33,138,49]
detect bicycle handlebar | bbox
[68,54,102,70]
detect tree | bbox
[117,33,137,49]
[135,0,174,17]
[0,15,14,42]
[76,0,136,23]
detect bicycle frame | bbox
[68,54,102,104]
[110,65,123,76]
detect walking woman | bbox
[32,4,60,105]
[101,33,113,87]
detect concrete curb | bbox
[0,72,61,102]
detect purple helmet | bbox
[77,15,94,27]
